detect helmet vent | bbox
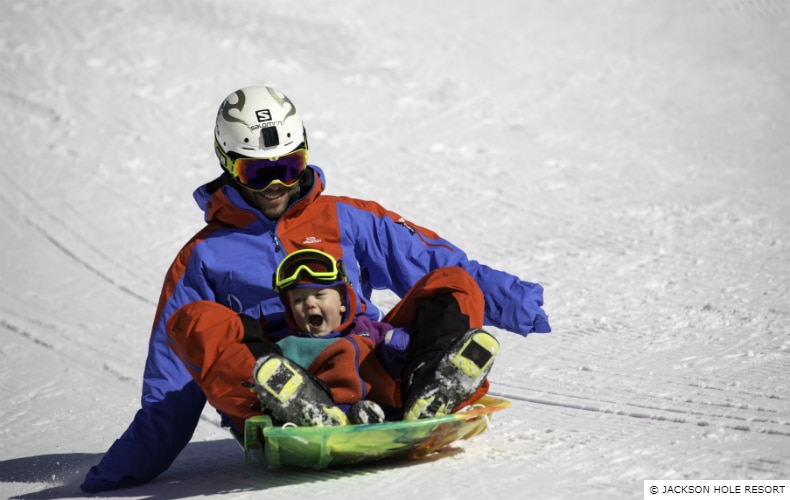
[261,126,280,148]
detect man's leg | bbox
[384,267,499,418]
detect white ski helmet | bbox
[214,86,307,170]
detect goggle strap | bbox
[336,260,350,287]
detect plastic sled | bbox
[238,395,511,470]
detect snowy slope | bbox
[2,1,789,498]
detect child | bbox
[252,249,500,427]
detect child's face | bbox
[286,286,347,337]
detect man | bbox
[81,86,550,492]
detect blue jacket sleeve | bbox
[341,202,550,336]
[81,250,214,492]
[464,260,551,334]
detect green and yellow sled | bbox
[239,395,510,470]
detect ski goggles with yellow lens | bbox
[274,249,349,293]
[215,140,307,191]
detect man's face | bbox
[239,182,300,220]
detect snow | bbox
[2,0,789,498]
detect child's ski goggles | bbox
[274,249,349,293]
[215,140,307,191]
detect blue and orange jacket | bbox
[81,165,550,492]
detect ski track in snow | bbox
[2,1,789,499]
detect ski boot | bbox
[348,400,386,425]
[403,328,499,421]
[253,354,348,427]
